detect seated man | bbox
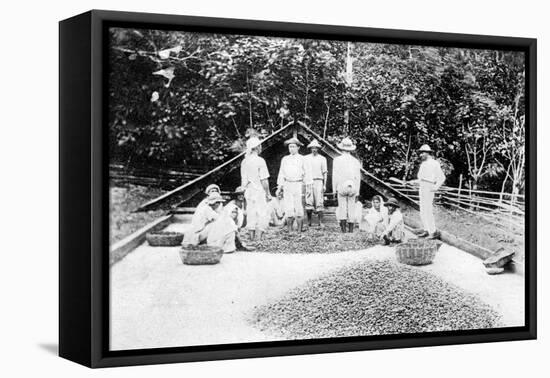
[207,203,240,253]
[268,189,286,227]
[381,198,405,245]
[182,192,225,246]
[225,186,253,251]
[227,186,246,229]
[196,184,223,214]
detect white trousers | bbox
[244,187,268,232]
[419,182,436,233]
[283,181,304,217]
[336,193,356,221]
[305,180,324,212]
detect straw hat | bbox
[384,198,400,208]
[337,137,356,151]
[307,139,322,149]
[418,144,433,153]
[246,137,262,151]
[284,137,303,146]
[207,192,225,205]
[204,184,220,195]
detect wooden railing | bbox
[386,178,524,231]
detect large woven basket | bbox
[180,244,223,265]
[146,231,184,247]
[395,239,442,266]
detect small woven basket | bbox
[180,244,223,265]
[395,239,442,266]
[146,231,184,247]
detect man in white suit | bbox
[407,144,445,239]
[332,137,361,233]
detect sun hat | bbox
[204,184,220,195]
[337,137,356,151]
[384,198,400,208]
[284,137,303,146]
[207,192,225,205]
[418,144,433,153]
[234,186,246,194]
[337,180,357,197]
[307,139,322,149]
[246,137,262,151]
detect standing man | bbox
[277,137,308,233]
[240,136,271,241]
[332,137,361,233]
[304,139,328,227]
[407,144,445,239]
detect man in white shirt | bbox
[332,137,361,233]
[381,198,405,245]
[304,139,327,227]
[277,137,308,233]
[240,137,271,241]
[407,144,445,239]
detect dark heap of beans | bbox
[243,224,377,254]
[251,260,502,338]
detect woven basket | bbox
[146,231,184,247]
[395,239,442,266]
[180,244,223,265]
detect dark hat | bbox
[384,198,400,208]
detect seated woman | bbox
[364,195,388,239]
[207,203,240,253]
[381,198,405,244]
[182,192,225,246]
[352,196,364,230]
[267,189,286,227]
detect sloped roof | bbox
[136,121,418,212]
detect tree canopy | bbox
[108,28,526,194]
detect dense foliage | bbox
[109,28,525,194]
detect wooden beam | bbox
[136,122,294,212]
[109,214,174,266]
[404,216,495,260]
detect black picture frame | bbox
[59,9,537,368]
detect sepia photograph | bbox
[107,26,526,351]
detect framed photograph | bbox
[59,10,536,368]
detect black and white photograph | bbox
[107,26,527,351]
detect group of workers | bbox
[182,135,445,253]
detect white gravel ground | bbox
[109,222,525,351]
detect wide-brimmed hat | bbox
[418,144,433,153]
[337,137,356,151]
[284,137,303,146]
[246,137,262,151]
[384,198,400,208]
[204,184,220,195]
[307,139,322,149]
[207,192,225,204]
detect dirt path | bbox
[110,222,524,351]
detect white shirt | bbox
[305,153,328,181]
[277,154,308,185]
[417,157,445,190]
[332,153,361,194]
[241,153,269,190]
